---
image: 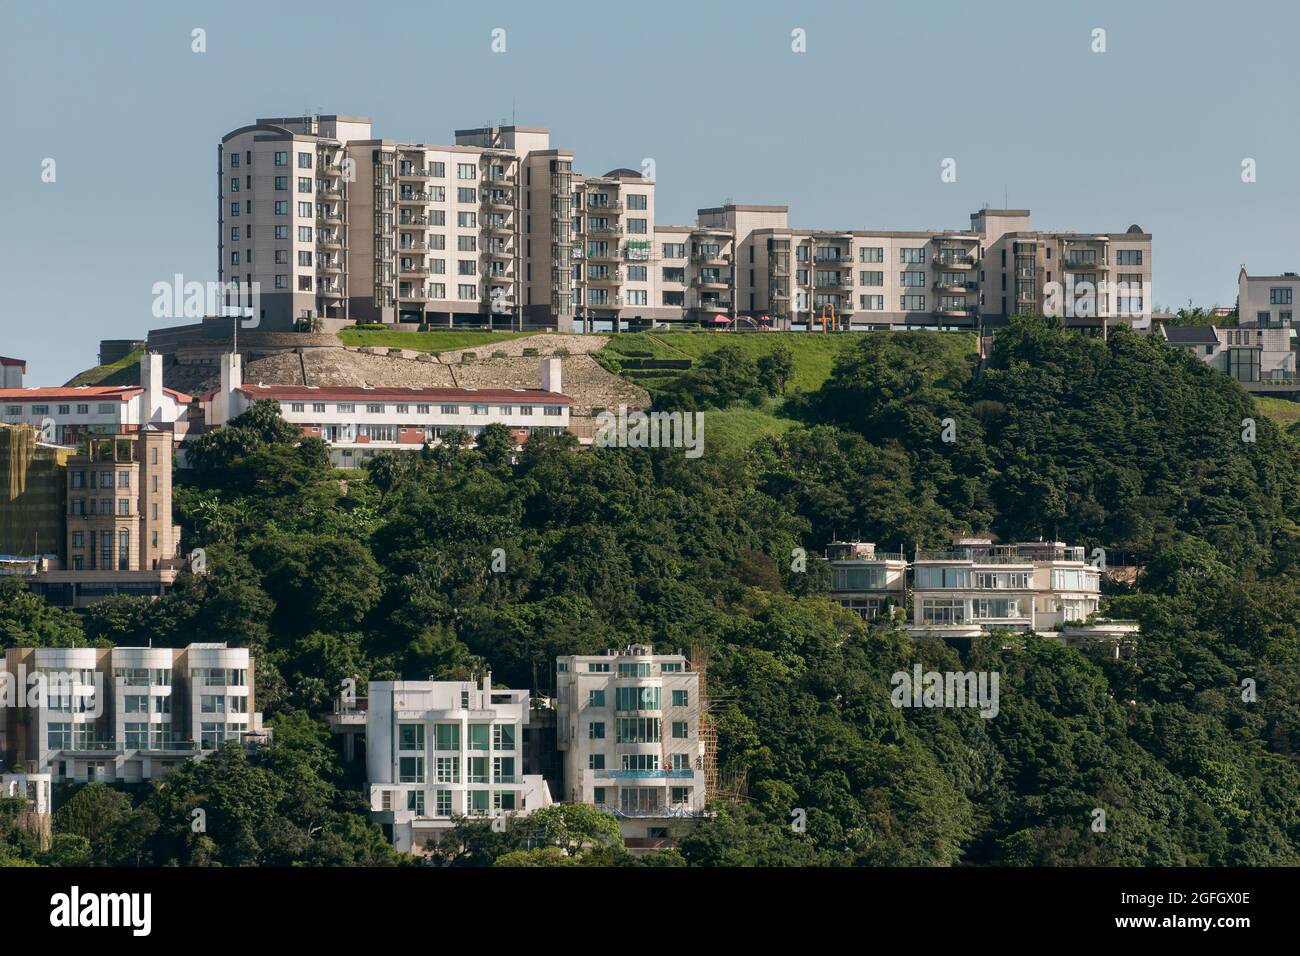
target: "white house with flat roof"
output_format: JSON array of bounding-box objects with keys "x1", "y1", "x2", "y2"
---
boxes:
[
  {"x1": 363, "y1": 676, "x2": 552, "y2": 854},
  {"x1": 824, "y1": 541, "x2": 908, "y2": 620}
]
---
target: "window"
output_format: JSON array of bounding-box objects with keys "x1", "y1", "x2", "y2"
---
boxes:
[
  {"x1": 467, "y1": 724, "x2": 490, "y2": 751},
  {"x1": 615, "y1": 717, "x2": 660, "y2": 743},
  {"x1": 588, "y1": 721, "x2": 606, "y2": 740},
  {"x1": 399, "y1": 757, "x2": 425, "y2": 783},
  {"x1": 298, "y1": 151, "x2": 312, "y2": 169},
  {"x1": 588, "y1": 689, "x2": 606, "y2": 707},
  {"x1": 900, "y1": 294, "x2": 926, "y2": 311},
  {"x1": 672, "y1": 689, "x2": 689, "y2": 707},
  {"x1": 432, "y1": 755, "x2": 460, "y2": 784},
  {"x1": 124, "y1": 695, "x2": 148, "y2": 714},
  {"x1": 588, "y1": 753, "x2": 606, "y2": 770},
  {"x1": 467, "y1": 757, "x2": 488, "y2": 784},
  {"x1": 618, "y1": 662, "x2": 651, "y2": 678},
  {"x1": 900, "y1": 247, "x2": 926, "y2": 263},
  {"x1": 860, "y1": 247, "x2": 884, "y2": 263},
  {"x1": 274, "y1": 151, "x2": 288, "y2": 166},
  {"x1": 435, "y1": 724, "x2": 460, "y2": 751},
  {"x1": 672, "y1": 721, "x2": 689, "y2": 739},
  {"x1": 588, "y1": 662, "x2": 610, "y2": 673},
  {"x1": 399, "y1": 724, "x2": 425, "y2": 751},
  {"x1": 1271, "y1": 287, "x2": 1293, "y2": 305},
  {"x1": 616, "y1": 686, "x2": 660, "y2": 710},
  {"x1": 493, "y1": 724, "x2": 515, "y2": 751},
  {"x1": 627, "y1": 194, "x2": 647, "y2": 210},
  {"x1": 1116, "y1": 249, "x2": 1143, "y2": 265},
  {"x1": 860, "y1": 294, "x2": 885, "y2": 310},
  {"x1": 493, "y1": 756, "x2": 516, "y2": 783},
  {"x1": 435, "y1": 790, "x2": 452, "y2": 816},
  {"x1": 859, "y1": 271, "x2": 883, "y2": 286},
  {"x1": 407, "y1": 790, "x2": 425, "y2": 815}
]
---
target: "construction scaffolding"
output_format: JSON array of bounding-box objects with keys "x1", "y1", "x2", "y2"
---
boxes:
[
  {"x1": 0, "y1": 424, "x2": 68, "y2": 562},
  {"x1": 689, "y1": 644, "x2": 748, "y2": 804}
]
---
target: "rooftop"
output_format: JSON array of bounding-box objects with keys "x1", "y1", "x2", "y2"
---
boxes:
[{"x1": 236, "y1": 384, "x2": 571, "y2": 404}]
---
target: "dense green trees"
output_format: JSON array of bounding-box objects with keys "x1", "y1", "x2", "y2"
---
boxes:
[{"x1": 3, "y1": 318, "x2": 1299, "y2": 866}]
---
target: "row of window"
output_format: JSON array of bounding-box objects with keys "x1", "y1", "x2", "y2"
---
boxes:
[
  {"x1": 398, "y1": 723, "x2": 515, "y2": 752},
  {"x1": 587, "y1": 718, "x2": 691, "y2": 741},
  {"x1": 587, "y1": 752, "x2": 695, "y2": 771},
  {"x1": 397, "y1": 755, "x2": 518, "y2": 785},
  {"x1": 386, "y1": 788, "x2": 517, "y2": 817},
  {"x1": 284, "y1": 401, "x2": 562, "y2": 417},
  {"x1": 584, "y1": 688, "x2": 690, "y2": 709},
  {"x1": 4, "y1": 403, "x2": 117, "y2": 416},
  {"x1": 560, "y1": 661, "x2": 686, "y2": 675}
]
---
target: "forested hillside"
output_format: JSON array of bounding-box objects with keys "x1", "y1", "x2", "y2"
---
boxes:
[{"x1": 4, "y1": 318, "x2": 1299, "y2": 867}]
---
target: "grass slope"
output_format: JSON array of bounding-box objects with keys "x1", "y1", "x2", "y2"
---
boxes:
[
  {"x1": 337, "y1": 328, "x2": 537, "y2": 353},
  {"x1": 64, "y1": 349, "x2": 144, "y2": 387}
]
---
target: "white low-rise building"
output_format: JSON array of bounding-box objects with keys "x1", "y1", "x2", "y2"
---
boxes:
[
  {"x1": 0, "y1": 353, "x2": 193, "y2": 447},
  {"x1": 824, "y1": 541, "x2": 908, "y2": 619},
  {"x1": 555, "y1": 645, "x2": 708, "y2": 851},
  {"x1": 203, "y1": 354, "x2": 572, "y2": 466},
  {"x1": 364, "y1": 676, "x2": 552, "y2": 854}
]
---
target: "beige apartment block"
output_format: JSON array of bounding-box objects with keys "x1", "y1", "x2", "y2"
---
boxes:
[{"x1": 220, "y1": 115, "x2": 1152, "y2": 334}]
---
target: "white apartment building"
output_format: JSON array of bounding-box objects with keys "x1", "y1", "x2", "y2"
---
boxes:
[
  {"x1": 202, "y1": 355, "x2": 571, "y2": 466},
  {"x1": 219, "y1": 116, "x2": 1152, "y2": 334},
  {"x1": 0, "y1": 644, "x2": 266, "y2": 784},
  {"x1": 0, "y1": 353, "x2": 193, "y2": 447},
  {"x1": 363, "y1": 677, "x2": 552, "y2": 854},
  {"x1": 1160, "y1": 323, "x2": 1296, "y2": 386},
  {"x1": 555, "y1": 645, "x2": 707, "y2": 850},
  {"x1": 824, "y1": 541, "x2": 908, "y2": 619}
]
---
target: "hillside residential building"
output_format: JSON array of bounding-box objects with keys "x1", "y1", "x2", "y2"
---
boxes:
[
  {"x1": 1237, "y1": 267, "x2": 1300, "y2": 328},
  {"x1": 826, "y1": 539, "x2": 1135, "y2": 651},
  {"x1": 218, "y1": 115, "x2": 1152, "y2": 334},
  {"x1": 1160, "y1": 323, "x2": 1296, "y2": 387},
  {"x1": 202, "y1": 354, "x2": 571, "y2": 466},
  {"x1": 555, "y1": 645, "x2": 708, "y2": 850},
  {"x1": 0, "y1": 644, "x2": 266, "y2": 784},
  {"x1": 362, "y1": 677, "x2": 552, "y2": 854},
  {"x1": 17, "y1": 426, "x2": 185, "y2": 608},
  {"x1": 0, "y1": 353, "x2": 193, "y2": 447},
  {"x1": 824, "y1": 541, "x2": 908, "y2": 619}
]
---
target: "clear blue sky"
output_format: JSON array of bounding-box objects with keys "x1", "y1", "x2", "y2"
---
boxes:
[{"x1": 3, "y1": 0, "x2": 1298, "y2": 384}]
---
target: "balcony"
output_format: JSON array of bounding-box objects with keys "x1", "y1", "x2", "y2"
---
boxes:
[
  {"x1": 317, "y1": 235, "x2": 344, "y2": 250},
  {"x1": 692, "y1": 253, "x2": 731, "y2": 266},
  {"x1": 933, "y1": 254, "x2": 976, "y2": 268},
  {"x1": 397, "y1": 288, "x2": 430, "y2": 302},
  {"x1": 318, "y1": 259, "x2": 343, "y2": 273},
  {"x1": 397, "y1": 166, "x2": 434, "y2": 180},
  {"x1": 484, "y1": 245, "x2": 514, "y2": 259},
  {"x1": 914, "y1": 550, "x2": 1033, "y2": 563},
  {"x1": 398, "y1": 214, "x2": 429, "y2": 226},
  {"x1": 484, "y1": 172, "x2": 514, "y2": 188},
  {"x1": 398, "y1": 240, "x2": 428, "y2": 253},
  {"x1": 397, "y1": 191, "x2": 432, "y2": 204},
  {"x1": 586, "y1": 249, "x2": 621, "y2": 262},
  {"x1": 588, "y1": 201, "x2": 623, "y2": 214},
  {"x1": 692, "y1": 276, "x2": 729, "y2": 289},
  {"x1": 695, "y1": 300, "x2": 732, "y2": 312},
  {"x1": 317, "y1": 211, "x2": 343, "y2": 222},
  {"x1": 483, "y1": 271, "x2": 516, "y2": 284},
  {"x1": 480, "y1": 192, "x2": 514, "y2": 211},
  {"x1": 588, "y1": 225, "x2": 623, "y2": 237},
  {"x1": 397, "y1": 265, "x2": 430, "y2": 278},
  {"x1": 1063, "y1": 257, "x2": 1109, "y2": 271},
  {"x1": 587, "y1": 271, "x2": 623, "y2": 285},
  {"x1": 594, "y1": 769, "x2": 695, "y2": 779},
  {"x1": 481, "y1": 220, "x2": 514, "y2": 236},
  {"x1": 933, "y1": 305, "x2": 975, "y2": 317},
  {"x1": 813, "y1": 254, "x2": 852, "y2": 266},
  {"x1": 933, "y1": 280, "x2": 975, "y2": 292}
]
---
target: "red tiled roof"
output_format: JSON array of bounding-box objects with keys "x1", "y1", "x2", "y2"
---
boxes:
[
  {"x1": 0, "y1": 385, "x2": 194, "y2": 403},
  {"x1": 236, "y1": 384, "x2": 571, "y2": 405}
]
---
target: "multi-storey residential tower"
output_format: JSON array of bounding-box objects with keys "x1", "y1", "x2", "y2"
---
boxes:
[
  {"x1": 555, "y1": 644, "x2": 707, "y2": 850},
  {"x1": 0, "y1": 643, "x2": 265, "y2": 783},
  {"x1": 362, "y1": 677, "x2": 552, "y2": 854}
]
